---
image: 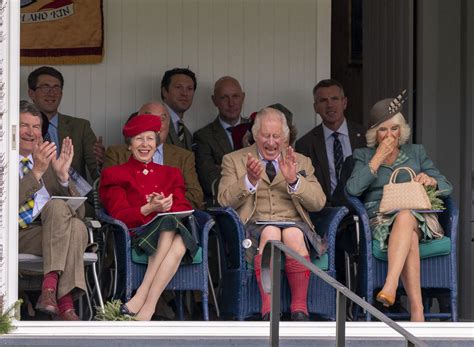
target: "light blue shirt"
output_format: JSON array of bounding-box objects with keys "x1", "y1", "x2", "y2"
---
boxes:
[
  {"x1": 165, "y1": 104, "x2": 182, "y2": 134},
  {"x1": 322, "y1": 119, "x2": 352, "y2": 193},
  {"x1": 152, "y1": 144, "x2": 164, "y2": 165},
  {"x1": 218, "y1": 116, "x2": 241, "y2": 149}
]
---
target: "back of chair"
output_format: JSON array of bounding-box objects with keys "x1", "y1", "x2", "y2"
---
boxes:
[
  {"x1": 207, "y1": 207, "x2": 246, "y2": 271},
  {"x1": 92, "y1": 178, "x2": 102, "y2": 217}
]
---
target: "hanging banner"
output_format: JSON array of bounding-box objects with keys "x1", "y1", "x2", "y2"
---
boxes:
[{"x1": 20, "y1": 0, "x2": 104, "y2": 65}]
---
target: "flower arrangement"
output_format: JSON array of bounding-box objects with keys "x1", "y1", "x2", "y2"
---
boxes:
[
  {"x1": 94, "y1": 300, "x2": 136, "y2": 321},
  {"x1": 0, "y1": 299, "x2": 22, "y2": 334},
  {"x1": 425, "y1": 186, "x2": 446, "y2": 211}
]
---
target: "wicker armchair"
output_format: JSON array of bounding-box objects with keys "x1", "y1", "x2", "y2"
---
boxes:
[
  {"x1": 207, "y1": 206, "x2": 348, "y2": 320},
  {"x1": 97, "y1": 209, "x2": 214, "y2": 320},
  {"x1": 344, "y1": 190, "x2": 458, "y2": 321}
]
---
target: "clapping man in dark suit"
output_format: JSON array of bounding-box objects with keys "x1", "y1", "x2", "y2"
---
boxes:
[
  {"x1": 295, "y1": 79, "x2": 366, "y2": 205},
  {"x1": 161, "y1": 67, "x2": 197, "y2": 151},
  {"x1": 193, "y1": 76, "x2": 248, "y2": 205}
]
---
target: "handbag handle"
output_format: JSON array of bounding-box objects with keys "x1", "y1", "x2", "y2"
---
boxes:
[{"x1": 388, "y1": 166, "x2": 417, "y2": 184}]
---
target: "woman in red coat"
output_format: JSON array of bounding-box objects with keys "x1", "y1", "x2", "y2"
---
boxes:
[{"x1": 100, "y1": 114, "x2": 196, "y2": 320}]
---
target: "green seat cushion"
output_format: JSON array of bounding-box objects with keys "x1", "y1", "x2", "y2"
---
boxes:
[
  {"x1": 372, "y1": 236, "x2": 451, "y2": 261},
  {"x1": 132, "y1": 246, "x2": 203, "y2": 265},
  {"x1": 247, "y1": 252, "x2": 328, "y2": 272}
]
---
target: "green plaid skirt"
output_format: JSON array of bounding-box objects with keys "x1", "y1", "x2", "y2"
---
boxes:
[{"x1": 132, "y1": 215, "x2": 199, "y2": 264}]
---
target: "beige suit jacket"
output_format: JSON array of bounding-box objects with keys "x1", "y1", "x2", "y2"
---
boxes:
[
  {"x1": 217, "y1": 144, "x2": 326, "y2": 230},
  {"x1": 103, "y1": 143, "x2": 204, "y2": 209}
]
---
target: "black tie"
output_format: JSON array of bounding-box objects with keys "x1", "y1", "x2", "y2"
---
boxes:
[
  {"x1": 266, "y1": 160, "x2": 276, "y2": 182},
  {"x1": 333, "y1": 132, "x2": 343, "y2": 181}
]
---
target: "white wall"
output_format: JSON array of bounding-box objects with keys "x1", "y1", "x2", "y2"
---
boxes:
[{"x1": 20, "y1": 0, "x2": 331, "y2": 147}]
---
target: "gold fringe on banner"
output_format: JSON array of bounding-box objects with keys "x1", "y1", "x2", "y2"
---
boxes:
[{"x1": 21, "y1": 54, "x2": 104, "y2": 66}]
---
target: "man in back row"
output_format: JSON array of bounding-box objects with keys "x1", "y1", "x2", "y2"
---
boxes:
[
  {"x1": 28, "y1": 66, "x2": 104, "y2": 181},
  {"x1": 161, "y1": 68, "x2": 197, "y2": 151},
  {"x1": 295, "y1": 79, "x2": 366, "y2": 205},
  {"x1": 295, "y1": 78, "x2": 366, "y2": 285},
  {"x1": 103, "y1": 102, "x2": 203, "y2": 209},
  {"x1": 193, "y1": 76, "x2": 248, "y2": 205},
  {"x1": 28, "y1": 66, "x2": 105, "y2": 217}
]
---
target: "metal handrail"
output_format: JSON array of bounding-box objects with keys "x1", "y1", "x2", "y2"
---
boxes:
[{"x1": 261, "y1": 240, "x2": 427, "y2": 347}]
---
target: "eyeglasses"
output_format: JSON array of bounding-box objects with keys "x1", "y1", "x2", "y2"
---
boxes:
[{"x1": 34, "y1": 85, "x2": 62, "y2": 94}]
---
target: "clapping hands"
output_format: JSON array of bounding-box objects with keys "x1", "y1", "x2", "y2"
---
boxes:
[
  {"x1": 246, "y1": 153, "x2": 263, "y2": 186},
  {"x1": 278, "y1": 146, "x2": 298, "y2": 184},
  {"x1": 31, "y1": 140, "x2": 57, "y2": 181},
  {"x1": 146, "y1": 192, "x2": 173, "y2": 212},
  {"x1": 51, "y1": 137, "x2": 74, "y2": 183}
]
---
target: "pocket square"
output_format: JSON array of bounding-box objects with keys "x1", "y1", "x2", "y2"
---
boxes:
[{"x1": 297, "y1": 170, "x2": 307, "y2": 177}]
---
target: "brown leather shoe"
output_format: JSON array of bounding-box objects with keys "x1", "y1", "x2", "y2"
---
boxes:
[
  {"x1": 57, "y1": 309, "x2": 80, "y2": 321},
  {"x1": 291, "y1": 311, "x2": 309, "y2": 321},
  {"x1": 35, "y1": 288, "x2": 58, "y2": 316}
]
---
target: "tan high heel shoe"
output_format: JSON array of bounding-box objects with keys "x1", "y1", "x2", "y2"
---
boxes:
[{"x1": 376, "y1": 291, "x2": 395, "y2": 307}]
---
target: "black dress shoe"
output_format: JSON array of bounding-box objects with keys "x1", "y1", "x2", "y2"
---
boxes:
[
  {"x1": 290, "y1": 311, "x2": 309, "y2": 321},
  {"x1": 120, "y1": 303, "x2": 136, "y2": 317}
]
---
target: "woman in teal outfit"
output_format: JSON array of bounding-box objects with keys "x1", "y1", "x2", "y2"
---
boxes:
[{"x1": 346, "y1": 94, "x2": 452, "y2": 321}]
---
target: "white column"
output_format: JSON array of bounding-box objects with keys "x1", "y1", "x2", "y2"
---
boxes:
[{"x1": 1, "y1": 0, "x2": 20, "y2": 310}]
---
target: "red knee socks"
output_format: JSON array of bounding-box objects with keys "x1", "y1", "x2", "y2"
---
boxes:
[
  {"x1": 254, "y1": 253, "x2": 271, "y2": 316},
  {"x1": 42, "y1": 271, "x2": 58, "y2": 292},
  {"x1": 57, "y1": 293, "x2": 74, "y2": 314},
  {"x1": 285, "y1": 256, "x2": 310, "y2": 315}
]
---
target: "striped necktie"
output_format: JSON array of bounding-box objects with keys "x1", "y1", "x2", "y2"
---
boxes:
[
  {"x1": 18, "y1": 158, "x2": 35, "y2": 229},
  {"x1": 333, "y1": 132, "x2": 343, "y2": 181},
  {"x1": 177, "y1": 120, "x2": 185, "y2": 143}
]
